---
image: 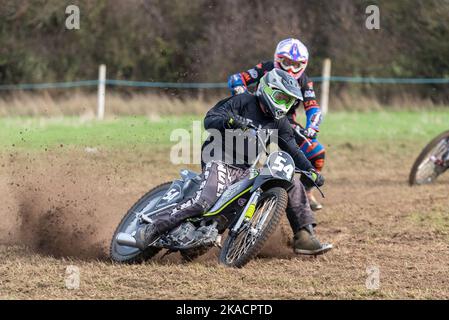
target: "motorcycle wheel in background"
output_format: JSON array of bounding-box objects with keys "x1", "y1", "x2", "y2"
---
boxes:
[
  {"x1": 409, "y1": 130, "x2": 449, "y2": 186},
  {"x1": 110, "y1": 182, "x2": 171, "y2": 263}
]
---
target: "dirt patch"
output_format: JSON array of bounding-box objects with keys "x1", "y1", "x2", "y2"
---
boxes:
[
  {"x1": 1, "y1": 150, "x2": 143, "y2": 260},
  {"x1": 15, "y1": 188, "x2": 103, "y2": 260}
]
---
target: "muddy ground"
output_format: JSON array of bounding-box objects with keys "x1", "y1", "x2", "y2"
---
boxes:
[{"x1": 0, "y1": 142, "x2": 448, "y2": 299}]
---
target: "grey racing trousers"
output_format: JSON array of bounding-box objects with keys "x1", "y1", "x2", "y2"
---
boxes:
[{"x1": 150, "y1": 160, "x2": 316, "y2": 234}]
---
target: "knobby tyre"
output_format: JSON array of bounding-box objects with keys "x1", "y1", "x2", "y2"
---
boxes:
[
  {"x1": 110, "y1": 182, "x2": 171, "y2": 263},
  {"x1": 219, "y1": 187, "x2": 288, "y2": 268}
]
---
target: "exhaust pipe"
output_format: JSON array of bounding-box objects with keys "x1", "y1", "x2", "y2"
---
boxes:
[{"x1": 116, "y1": 232, "x2": 138, "y2": 247}]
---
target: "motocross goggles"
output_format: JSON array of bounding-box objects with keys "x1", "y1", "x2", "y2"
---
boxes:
[
  {"x1": 278, "y1": 56, "x2": 307, "y2": 74},
  {"x1": 264, "y1": 85, "x2": 296, "y2": 111}
]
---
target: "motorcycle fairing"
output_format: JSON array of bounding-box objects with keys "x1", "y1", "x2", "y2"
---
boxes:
[{"x1": 203, "y1": 175, "x2": 255, "y2": 216}]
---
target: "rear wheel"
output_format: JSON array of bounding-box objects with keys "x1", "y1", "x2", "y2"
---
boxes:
[
  {"x1": 409, "y1": 131, "x2": 449, "y2": 186},
  {"x1": 110, "y1": 182, "x2": 171, "y2": 263},
  {"x1": 219, "y1": 187, "x2": 288, "y2": 268}
]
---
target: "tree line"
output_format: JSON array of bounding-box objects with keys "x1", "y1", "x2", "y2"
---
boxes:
[{"x1": 0, "y1": 0, "x2": 448, "y2": 102}]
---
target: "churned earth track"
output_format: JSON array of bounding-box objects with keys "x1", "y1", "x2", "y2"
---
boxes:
[{"x1": 1, "y1": 140, "x2": 448, "y2": 299}]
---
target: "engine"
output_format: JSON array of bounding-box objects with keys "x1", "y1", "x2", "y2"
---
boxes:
[{"x1": 164, "y1": 222, "x2": 219, "y2": 249}]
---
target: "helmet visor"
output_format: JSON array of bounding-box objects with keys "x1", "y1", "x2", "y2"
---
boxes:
[
  {"x1": 272, "y1": 90, "x2": 294, "y2": 105},
  {"x1": 269, "y1": 89, "x2": 296, "y2": 111}
]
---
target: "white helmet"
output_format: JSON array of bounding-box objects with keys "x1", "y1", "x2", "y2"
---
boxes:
[{"x1": 274, "y1": 38, "x2": 309, "y2": 80}]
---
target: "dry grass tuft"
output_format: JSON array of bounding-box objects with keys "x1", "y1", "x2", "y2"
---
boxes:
[
  {"x1": 0, "y1": 90, "x2": 446, "y2": 117},
  {"x1": 0, "y1": 92, "x2": 215, "y2": 117}
]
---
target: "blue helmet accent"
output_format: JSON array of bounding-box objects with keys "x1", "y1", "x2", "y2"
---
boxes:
[
  {"x1": 227, "y1": 74, "x2": 245, "y2": 93},
  {"x1": 290, "y1": 43, "x2": 300, "y2": 60}
]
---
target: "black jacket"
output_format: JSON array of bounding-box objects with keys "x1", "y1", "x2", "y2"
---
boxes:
[{"x1": 201, "y1": 93, "x2": 313, "y2": 170}]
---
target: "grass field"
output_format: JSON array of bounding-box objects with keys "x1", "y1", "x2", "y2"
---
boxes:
[
  {"x1": 1, "y1": 110, "x2": 449, "y2": 150},
  {"x1": 1, "y1": 109, "x2": 449, "y2": 300}
]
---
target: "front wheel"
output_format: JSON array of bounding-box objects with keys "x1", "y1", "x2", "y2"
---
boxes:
[
  {"x1": 110, "y1": 182, "x2": 171, "y2": 263},
  {"x1": 219, "y1": 187, "x2": 288, "y2": 268},
  {"x1": 409, "y1": 131, "x2": 449, "y2": 186}
]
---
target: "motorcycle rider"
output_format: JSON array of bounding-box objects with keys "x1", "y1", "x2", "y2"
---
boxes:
[
  {"x1": 228, "y1": 38, "x2": 325, "y2": 211},
  {"x1": 135, "y1": 69, "x2": 332, "y2": 256}
]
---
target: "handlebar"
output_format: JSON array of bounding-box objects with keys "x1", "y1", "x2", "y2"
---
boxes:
[
  {"x1": 295, "y1": 169, "x2": 325, "y2": 198},
  {"x1": 244, "y1": 121, "x2": 258, "y2": 131},
  {"x1": 293, "y1": 127, "x2": 312, "y2": 147}
]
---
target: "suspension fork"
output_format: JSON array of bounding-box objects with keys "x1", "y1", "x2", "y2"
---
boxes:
[{"x1": 230, "y1": 189, "x2": 262, "y2": 235}]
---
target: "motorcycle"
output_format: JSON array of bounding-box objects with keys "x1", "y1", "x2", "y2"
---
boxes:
[
  {"x1": 109, "y1": 124, "x2": 322, "y2": 268},
  {"x1": 409, "y1": 130, "x2": 449, "y2": 185}
]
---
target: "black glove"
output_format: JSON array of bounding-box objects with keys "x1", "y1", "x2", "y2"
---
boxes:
[
  {"x1": 227, "y1": 115, "x2": 253, "y2": 130},
  {"x1": 309, "y1": 169, "x2": 325, "y2": 187}
]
